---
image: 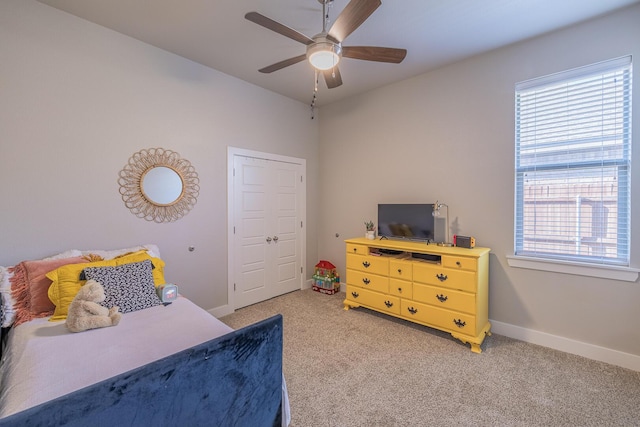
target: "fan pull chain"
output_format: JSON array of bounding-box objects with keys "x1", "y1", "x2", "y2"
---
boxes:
[
  {"x1": 310, "y1": 70, "x2": 319, "y2": 120},
  {"x1": 324, "y1": 7, "x2": 330, "y2": 31}
]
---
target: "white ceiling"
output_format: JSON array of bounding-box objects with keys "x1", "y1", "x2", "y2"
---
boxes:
[{"x1": 38, "y1": 0, "x2": 639, "y2": 107}]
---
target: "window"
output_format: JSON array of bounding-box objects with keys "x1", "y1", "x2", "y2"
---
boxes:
[{"x1": 514, "y1": 56, "x2": 632, "y2": 267}]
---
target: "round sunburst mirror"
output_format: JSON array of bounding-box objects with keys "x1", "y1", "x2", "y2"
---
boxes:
[{"x1": 118, "y1": 148, "x2": 200, "y2": 223}]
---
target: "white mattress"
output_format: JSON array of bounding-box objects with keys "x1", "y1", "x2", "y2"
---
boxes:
[{"x1": 0, "y1": 297, "x2": 290, "y2": 425}]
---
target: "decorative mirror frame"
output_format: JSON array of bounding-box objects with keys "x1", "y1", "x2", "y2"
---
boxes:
[{"x1": 118, "y1": 148, "x2": 200, "y2": 223}]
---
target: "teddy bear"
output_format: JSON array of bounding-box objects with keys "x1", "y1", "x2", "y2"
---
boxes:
[{"x1": 65, "y1": 279, "x2": 121, "y2": 333}]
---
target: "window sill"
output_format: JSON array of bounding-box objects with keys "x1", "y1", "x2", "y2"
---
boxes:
[{"x1": 506, "y1": 255, "x2": 639, "y2": 282}]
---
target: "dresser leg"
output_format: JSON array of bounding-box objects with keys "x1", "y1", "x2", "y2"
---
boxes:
[
  {"x1": 450, "y1": 334, "x2": 482, "y2": 353},
  {"x1": 451, "y1": 322, "x2": 492, "y2": 353},
  {"x1": 343, "y1": 300, "x2": 359, "y2": 311}
]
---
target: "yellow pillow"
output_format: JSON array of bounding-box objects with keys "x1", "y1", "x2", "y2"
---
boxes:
[{"x1": 46, "y1": 251, "x2": 166, "y2": 321}]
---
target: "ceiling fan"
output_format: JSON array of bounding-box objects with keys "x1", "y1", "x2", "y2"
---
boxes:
[{"x1": 245, "y1": 0, "x2": 407, "y2": 89}]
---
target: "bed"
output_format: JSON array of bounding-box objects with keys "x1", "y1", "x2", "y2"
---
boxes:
[{"x1": 0, "y1": 245, "x2": 290, "y2": 426}]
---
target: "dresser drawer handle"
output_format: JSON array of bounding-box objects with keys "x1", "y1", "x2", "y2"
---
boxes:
[
  {"x1": 453, "y1": 319, "x2": 466, "y2": 328},
  {"x1": 384, "y1": 300, "x2": 393, "y2": 308},
  {"x1": 397, "y1": 268, "x2": 402, "y2": 274},
  {"x1": 351, "y1": 291, "x2": 359, "y2": 298},
  {"x1": 363, "y1": 261, "x2": 371, "y2": 268},
  {"x1": 456, "y1": 261, "x2": 461, "y2": 267},
  {"x1": 353, "y1": 247, "x2": 358, "y2": 253},
  {"x1": 436, "y1": 294, "x2": 448, "y2": 303},
  {"x1": 436, "y1": 273, "x2": 448, "y2": 282},
  {"x1": 407, "y1": 306, "x2": 418, "y2": 315},
  {"x1": 362, "y1": 278, "x2": 370, "y2": 285},
  {"x1": 397, "y1": 287, "x2": 403, "y2": 293}
]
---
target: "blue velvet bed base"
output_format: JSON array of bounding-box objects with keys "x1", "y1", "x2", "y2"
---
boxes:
[{"x1": 0, "y1": 314, "x2": 283, "y2": 427}]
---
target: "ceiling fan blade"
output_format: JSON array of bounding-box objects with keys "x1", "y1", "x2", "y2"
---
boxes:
[
  {"x1": 258, "y1": 54, "x2": 307, "y2": 73},
  {"x1": 323, "y1": 67, "x2": 343, "y2": 89},
  {"x1": 342, "y1": 46, "x2": 407, "y2": 63},
  {"x1": 328, "y1": 0, "x2": 381, "y2": 43},
  {"x1": 245, "y1": 12, "x2": 314, "y2": 45}
]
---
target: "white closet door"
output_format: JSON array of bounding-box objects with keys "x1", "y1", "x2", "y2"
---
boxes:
[{"x1": 232, "y1": 154, "x2": 303, "y2": 309}]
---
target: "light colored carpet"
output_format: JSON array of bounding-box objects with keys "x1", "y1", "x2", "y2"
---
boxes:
[{"x1": 220, "y1": 289, "x2": 640, "y2": 427}]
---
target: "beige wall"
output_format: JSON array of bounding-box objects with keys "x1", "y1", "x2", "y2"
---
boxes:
[
  {"x1": 318, "y1": 4, "x2": 640, "y2": 364},
  {"x1": 0, "y1": 0, "x2": 320, "y2": 311}
]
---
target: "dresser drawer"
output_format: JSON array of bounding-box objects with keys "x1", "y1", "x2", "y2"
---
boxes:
[
  {"x1": 346, "y1": 243, "x2": 368, "y2": 256},
  {"x1": 389, "y1": 278, "x2": 412, "y2": 299},
  {"x1": 346, "y1": 253, "x2": 389, "y2": 275},
  {"x1": 347, "y1": 269, "x2": 389, "y2": 293},
  {"x1": 389, "y1": 259, "x2": 412, "y2": 280},
  {"x1": 413, "y1": 283, "x2": 475, "y2": 314},
  {"x1": 401, "y1": 300, "x2": 477, "y2": 336},
  {"x1": 346, "y1": 286, "x2": 400, "y2": 316},
  {"x1": 413, "y1": 263, "x2": 476, "y2": 292},
  {"x1": 442, "y1": 256, "x2": 477, "y2": 272}
]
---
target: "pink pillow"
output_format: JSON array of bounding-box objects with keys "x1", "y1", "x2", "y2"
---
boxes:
[{"x1": 9, "y1": 256, "x2": 87, "y2": 326}]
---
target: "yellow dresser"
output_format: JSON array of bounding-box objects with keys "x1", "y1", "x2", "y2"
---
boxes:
[{"x1": 344, "y1": 237, "x2": 491, "y2": 353}]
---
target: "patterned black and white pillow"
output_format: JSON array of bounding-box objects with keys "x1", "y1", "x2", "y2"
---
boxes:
[{"x1": 82, "y1": 259, "x2": 162, "y2": 314}]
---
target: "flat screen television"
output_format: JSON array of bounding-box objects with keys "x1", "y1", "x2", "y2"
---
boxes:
[{"x1": 377, "y1": 203, "x2": 435, "y2": 242}]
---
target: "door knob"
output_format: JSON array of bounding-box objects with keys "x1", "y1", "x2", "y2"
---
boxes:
[
  {"x1": 266, "y1": 237, "x2": 272, "y2": 243},
  {"x1": 273, "y1": 236, "x2": 279, "y2": 242}
]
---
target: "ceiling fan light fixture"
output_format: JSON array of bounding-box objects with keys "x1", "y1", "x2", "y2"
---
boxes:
[{"x1": 307, "y1": 41, "x2": 341, "y2": 70}]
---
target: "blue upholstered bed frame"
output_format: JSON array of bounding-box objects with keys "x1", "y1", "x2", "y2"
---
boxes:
[{"x1": 0, "y1": 314, "x2": 283, "y2": 427}]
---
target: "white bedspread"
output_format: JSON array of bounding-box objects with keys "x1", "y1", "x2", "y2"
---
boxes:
[{"x1": 0, "y1": 297, "x2": 289, "y2": 425}]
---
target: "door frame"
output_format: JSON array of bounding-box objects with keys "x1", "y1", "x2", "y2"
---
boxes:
[{"x1": 224, "y1": 146, "x2": 306, "y2": 316}]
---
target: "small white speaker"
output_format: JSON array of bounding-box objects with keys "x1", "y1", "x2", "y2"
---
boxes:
[{"x1": 156, "y1": 283, "x2": 178, "y2": 303}]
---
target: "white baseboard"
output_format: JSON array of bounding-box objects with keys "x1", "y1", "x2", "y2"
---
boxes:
[
  {"x1": 209, "y1": 283, "x2": 638, "y2": 371},
  {"x1": 210, "y1": 280, "x2": 315, "y2": 318},
  {"x1": 490, "y1": 320, "x2": 640, "y2": 371},
  {"x1": 209, "y1": 305, "x2": 232, "y2": 318},
  {"x1": 304, "y1": 279, "x2": 313, "y2": 289}
]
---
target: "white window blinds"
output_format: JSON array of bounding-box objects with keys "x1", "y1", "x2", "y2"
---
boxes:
[{"x1": 515, "y1": 56, "x2": 632, "y2": 266}]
